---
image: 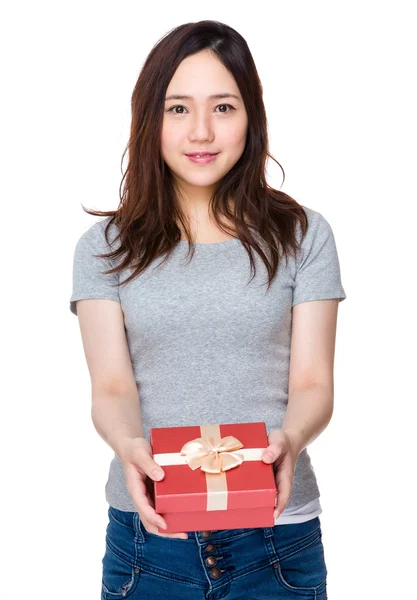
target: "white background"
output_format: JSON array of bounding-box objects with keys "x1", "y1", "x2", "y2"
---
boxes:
[{"x1": 1, "y1": 1, "x2": 415, "y2": 598}]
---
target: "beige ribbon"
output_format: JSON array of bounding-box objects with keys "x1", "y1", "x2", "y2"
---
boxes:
[{"x1": 152, "y1": 424, "x2": 265, "y2": 510}]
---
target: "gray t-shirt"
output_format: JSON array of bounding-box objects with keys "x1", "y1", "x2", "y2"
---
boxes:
[{"x1": 70, "y1": 205, "x2": 346, "y2": 517}]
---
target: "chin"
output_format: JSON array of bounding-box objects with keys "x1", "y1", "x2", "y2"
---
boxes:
[
  {"x1": 186, "y1": 176, "x2": 223, "y2": 187},
  {"x1": 176, "y1": 170, "x2": 222, "y2": 185}
]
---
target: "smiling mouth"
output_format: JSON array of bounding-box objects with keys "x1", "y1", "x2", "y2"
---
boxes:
[{"x1": 185, "y1": 152, "x2": 219, "y2": 158}]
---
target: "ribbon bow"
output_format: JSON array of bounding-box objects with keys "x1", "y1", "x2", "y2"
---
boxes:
[{"x1": 180, "y1": 435, "x2": 244, "y2": 473}]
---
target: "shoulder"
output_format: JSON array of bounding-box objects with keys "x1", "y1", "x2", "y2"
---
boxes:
[
  {"x1": 300, "y1": 204, "x2": 330, "y2": 231},
  {"x1": 292, "y1": 205, "x2": 339, "y2": 270},
  {"x1": 74, "y1": 216, "x2": 120, "y2": 251},
  {"x1": 297, "y1": 205, "x2": 334, "y2": 245}
]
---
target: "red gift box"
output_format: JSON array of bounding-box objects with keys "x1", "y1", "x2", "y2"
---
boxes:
[{"x1": 150, "y1": 421, "x2": 277, "y2": 533}]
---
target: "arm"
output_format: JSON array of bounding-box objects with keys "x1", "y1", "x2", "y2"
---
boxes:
[
  {"x1": 262, "y1": 298, "x2": 340, "y2": 517},
  {"x1": 281, "y1": 298, "x2": 339, "y2": 456},
  {"x1": 74, "y1": 297, "x2": 180, "y2": 532},
  {"x1": 75, "y1": 297, "x2": 145, "y2": 463},
  {"x1": 281, "y1": 383, "x2": 333, "y2": 458}
]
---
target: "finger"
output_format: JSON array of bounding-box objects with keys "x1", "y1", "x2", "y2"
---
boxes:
[
  {"x1": 274, "y1": 471, "x2": 293, "y2": 518},
  {"x1": 138, "y1": 455, "x2": 165, "y2": 482},
  {"x1": 155, "y1": 528, "x2": 189, "y2": 540},
  {"x1": 262, "y1": 444, "x2": 277, "y2": 462},
  {"x1": 128, "y1": 443, "x2": 166, "y2": 482},
  {"x1": 125, "y1": 464, "x2": 167, "y2": 529},
  {"x1": 141, "y1": 517, "x2": 188, "y2": 539},
  {"x1": 262, "y1": 445, "x2": 284, "y2": 465},
  {"x1": 159, "y1": 532, "x2": 189, "y2": 539}
]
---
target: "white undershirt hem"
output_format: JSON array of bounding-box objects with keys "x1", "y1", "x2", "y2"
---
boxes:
[{"x1": 273, "y1": 497, "x2": 322, "y2": 525}]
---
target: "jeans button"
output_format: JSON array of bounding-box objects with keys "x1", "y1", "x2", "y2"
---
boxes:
[
  {"x1": 200, "y1": 531, "x2": 212, "y2": 539},
  {"x1": 205, "y1": 544, "x2": 216, "y2": 552},
  {"x1": 205, "y1": 556, "x2": 217, "y2": 567},
  {"x1": 209, "y1": 567, "x2": 222, "y2": 579}
]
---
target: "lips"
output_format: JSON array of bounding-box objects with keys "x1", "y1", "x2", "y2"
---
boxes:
[{"x1": 185, "y1": 152, "x2": 219, "y2": 157}]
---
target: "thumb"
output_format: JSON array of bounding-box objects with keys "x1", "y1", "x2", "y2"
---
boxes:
[
  {"x1": 148, "y1": 459, "x2": 165, "y2": 481},
  {"x1": 262, "y1": 444, "x2": 277, "y2": 462},
  {"x1": 140, "y1": 451, "x2": 165, "y2": 481}
]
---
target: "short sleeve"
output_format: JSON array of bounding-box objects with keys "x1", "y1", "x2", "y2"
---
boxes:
[
  {"x1": 292, "y1": 211, "x2": 347, "y2": 308},
  {"x1": 69, "y1": 220, "x2": 121, "y2": 316}
]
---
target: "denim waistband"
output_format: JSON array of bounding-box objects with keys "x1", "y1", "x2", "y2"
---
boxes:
[{"x1": 108, "y1": 506, "x2": 321, "y2": 546}]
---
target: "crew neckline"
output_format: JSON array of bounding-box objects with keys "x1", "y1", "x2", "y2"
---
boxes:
[{"x1": 178, "y1": 237, "x2": 241, "y2": 247}]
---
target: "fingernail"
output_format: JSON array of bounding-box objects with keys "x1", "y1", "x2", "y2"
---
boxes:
[
  {"x1": 263, "y1": 453, "x2": 273, "y2": 461},
  {"x1": 153, "y1": 469, "x2": 164, "y2": 480}
]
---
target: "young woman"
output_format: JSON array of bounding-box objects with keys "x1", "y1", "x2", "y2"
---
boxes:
[{"x1": 70, "y1": 20, "x2": 346, "y2": 600}]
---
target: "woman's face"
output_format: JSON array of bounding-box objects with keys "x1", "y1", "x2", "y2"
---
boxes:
[{"x1": 161, "y1": 50, "x2": 248, "y2": 199}]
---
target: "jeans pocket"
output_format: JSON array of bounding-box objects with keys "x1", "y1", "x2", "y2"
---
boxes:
[
  {"x1": 272, "y1": 528, "x2": 328, "y2": 597},
  {"x1": 101, "y1": 542, "x2": 141, "y2": 599},
  {"x1": 101, "y1": 508, "x2": 143, "y2": 599}
]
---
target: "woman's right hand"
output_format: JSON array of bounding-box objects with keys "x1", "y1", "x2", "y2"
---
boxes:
[{"x1": 121, "y1": 437, "x2": 189, "y2": 539}]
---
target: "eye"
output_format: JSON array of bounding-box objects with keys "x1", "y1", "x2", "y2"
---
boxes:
[
  {"x1": 166, "y1": 103, "x2": 235, "y2": 115},
  {"x1": 166, "y1": 105, "x2": 187, "y2": 115},
  {"x1": 215, "y1": 104, "x2": 235, "y2": 114}
]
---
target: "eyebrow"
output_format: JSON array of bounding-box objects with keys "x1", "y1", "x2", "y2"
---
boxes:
[{"x1": 164, "y1": 93, "x2": 241, "y2": 102}]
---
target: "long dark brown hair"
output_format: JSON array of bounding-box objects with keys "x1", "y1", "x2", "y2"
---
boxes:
[{"x1": 82, "y1": 20, "x2": 308, "y2": 290}]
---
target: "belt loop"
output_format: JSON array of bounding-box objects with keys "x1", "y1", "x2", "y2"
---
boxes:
[{"x1": 263, "y1": 526, "x2": 274, "y2": 538}]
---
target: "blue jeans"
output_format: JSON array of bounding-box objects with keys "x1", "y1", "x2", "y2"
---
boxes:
[{"x1": 102, "y1": 506, "x2": 328, "y2": 599}]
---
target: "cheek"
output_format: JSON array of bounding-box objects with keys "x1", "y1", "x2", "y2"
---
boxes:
[
  {"x1": 223, "y1": 130, "x2": 247, "y2": 158},
  {"x1": 222, "y1": 121, "x2": 248, "y2": 152},
  {"x1": 161, "y1": 123, "x2": 180, "y2": 156}
]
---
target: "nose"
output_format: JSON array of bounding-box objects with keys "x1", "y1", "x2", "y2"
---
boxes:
[{"x1": 188, "y1": 111, "x2": 214, "y2": 143}]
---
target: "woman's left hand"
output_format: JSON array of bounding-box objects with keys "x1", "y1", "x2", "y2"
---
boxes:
[{"x1": 261, "y1": 429, "x2": 299, "y2": 519}]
